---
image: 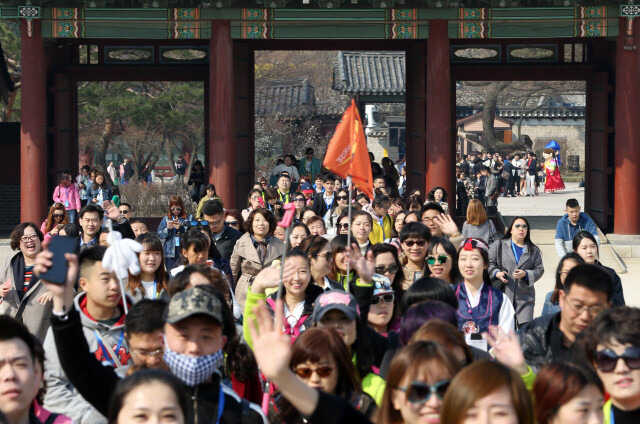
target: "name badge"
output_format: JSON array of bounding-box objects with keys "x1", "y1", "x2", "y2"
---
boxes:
[
  {"x1": 175, "y1": 236, "x2": 180, "y2": 246},
  {"x1": 64, "y1": 200, "x2": 70, "y2": 208}
]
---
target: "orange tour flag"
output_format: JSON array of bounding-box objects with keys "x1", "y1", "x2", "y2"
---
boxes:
[{"x1": 323, "y1": 99, "x2": 374, "y2": 199}]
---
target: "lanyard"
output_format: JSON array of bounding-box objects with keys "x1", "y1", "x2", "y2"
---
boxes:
[
  {"x1": 379, "y1": 217, "x2": 385, "y2": 240},
  {"x1": 511, "y1": 241, "x2": 522, "y2": 265},
  {"x1": 152, "y1": 281, "x2": 157, "y2": 300},
  {"x1": 94, "y1": 329, "x2": 125, "y2": 367},
  {"x1": 216, "y1": 386, "x2": 225, "y2": 424}
]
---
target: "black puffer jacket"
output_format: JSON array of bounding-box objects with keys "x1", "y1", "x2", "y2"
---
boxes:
[{"x1": 517, "y1": 312, "x2": 564, "y2": 372}]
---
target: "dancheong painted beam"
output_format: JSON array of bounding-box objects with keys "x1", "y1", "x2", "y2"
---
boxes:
[{"x1": 0, "y1": 5, "x2": 621, "y2": 39}]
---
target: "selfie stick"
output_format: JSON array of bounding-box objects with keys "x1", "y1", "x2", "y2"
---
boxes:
[{"x1": 276, "y1": 202, "x2": 296, "y2": 303}]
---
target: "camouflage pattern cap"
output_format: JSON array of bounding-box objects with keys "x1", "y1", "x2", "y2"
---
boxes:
[{"x1": 165, "y1": 286, "x2": 224, "y2": 327}]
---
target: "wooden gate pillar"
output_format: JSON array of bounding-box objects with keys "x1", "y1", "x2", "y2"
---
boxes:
[
  {"x1": 209, "y1": 20, "x2": 236, "y2": 208},
  {"x1": 614, "y1": 17, "x2": 640, "y2": 234},
  {"x1": 425, "y1": 20, "x2": 455, "y2": 205},
  {"x1": 20, "y1": 19, "x2": 47, "y2": 223}
]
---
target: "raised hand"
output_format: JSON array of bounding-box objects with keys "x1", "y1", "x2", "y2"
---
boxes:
[
  {"x1": 485, "y1": 325, "x2": 527, "y2": 375},
  {"x1": 249, "y1": 299, "x2": 292, "y2": 381},
  {"x1": 433, "y1": 213, "x2": 460, "y2": 237},
  {"x1": 345, "y1": 243, "x2": 375, "y2": 284},
  {"x1": 251, "y1": 261, "x2": 297, "y2": 294}
]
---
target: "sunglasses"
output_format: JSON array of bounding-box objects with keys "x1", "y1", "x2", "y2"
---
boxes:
[
  {"x1": 119, "y1": 210, "x2": 130, "y2": 215},
  {"x1": 336, "y1": 195, "x2": 348, "y2": 201},
  {"x1": 426, "y1": 254, "x2": 449, "y2": 265},
  {"x1": 375, "y1": 264, "x2": 399, "y2": 275},
  {"x1": 170, "y1": 207, "x2": 182, "y2": 211},
  {"x1": 371, "y1": 293, "x2": 394, "y2": 305},
  {"x1": 226, "y1": 221, "x2": 239, "y2": 226},
  {"x1": 397, "y1": 380, "x2": 451, "y2": 404},
  {"x1": 53, "y1": 214, "x2": 65, "y2": 219},
  {"x1": 294, "y1": 366, "x2": 334, "y2": 379},
  {"x1": 337, "y1": 223, "x2": 349, "y2": 230},
  {"x1": 404, "y1": 240, "x2": 427, "y2": 247},
  {"x1": 514, "y1": 224, "x2": 528, "y2": 229},
  {"x1": 187, "y1": 221, "x2": 209, "y2": 227},
  {"x1": 595, "y1": 347, "x2": 640, "y2": 373}
]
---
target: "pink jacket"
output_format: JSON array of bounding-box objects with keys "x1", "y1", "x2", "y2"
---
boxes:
[
  {"x1": 53, "y1": 184, "x2": 81, "y2": 211},
  {"x1": 33, "y1": 401, "x2": 73, "y2": 424}
]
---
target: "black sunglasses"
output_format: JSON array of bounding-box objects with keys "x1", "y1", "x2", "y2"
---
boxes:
[
  {"x1": 336, "y1": 195, "x2": 348, "y2": 200},
  {"x1": 337, "y1": 223, "x2": 349, "y2": 230},
  {"x1": 371, "y1": 293, "x2": 394, "y2": 305},
  {"x1": 595, "y1": 347, "x2": 640, "y2": 373},
  {"x1": 226, "y1": 221, "x2": 239, "y2": 226},
  {"x1": 404, "y1": 240, "x2": 427, "y2": 247},
  {"x1": 375, "y1": 264, "x2": 399, "y2": 275},
  {"x1": 396, "y1": 380, "x2": 451, "y2": 404},
  {"x1": 53, "y1": 214, "x2": 65, "y2": 219}
]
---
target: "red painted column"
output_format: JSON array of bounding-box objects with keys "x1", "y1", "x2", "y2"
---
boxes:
[
  {"x1": 209, "y1": 20, "x2": 236, "y2": 208},
  {"x1": 425, "y1": 20, "x2": 454, "y2": 201},
  {"x1": 614, "y1": 17, "x2": 640, "y2": 234},
  {"x1": 20, "y1": 19, "x2": 47, "y2": 224}
]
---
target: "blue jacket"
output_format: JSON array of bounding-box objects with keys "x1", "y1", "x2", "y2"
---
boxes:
[
  {"x1": 86, "y1": 186, "x2": 113, "y2": 203},
  {"x1": 157, "y1": 215, "x2": 193, "y2": 259},
  {"x1": 554, "y1": 212, "x2": 600, "y2": 257}
]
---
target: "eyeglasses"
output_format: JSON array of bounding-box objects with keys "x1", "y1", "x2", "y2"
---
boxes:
[
  {"x1": 371, "y1": 293, "x2": 394, "y2": 305},
  {"x1": 53, "y1": 214, "x2": 65, "y2": 219},
  {"x1": 293, "y1": 198, "x2": 306, "y2": 202},
  {"x1": 403, "y1": 240, "x2": 427, "y2": 247},
  {"x1": 336, "y1": 195, "x2": 348, "y2": 201},
  {"x1": 396, "y1": 380, "x2": 451, "y2": 404},
  {"x1": 427, "y1": 254, "x2": 449, "y2": 265},
  {"x1": 565, "y1": 299, "x2": 604, "y2": 317},
  {"x1": 20, "y1": 234, "x2": 38, "y2": 243},
  {"x1": 131, "y1": 348, "x2": 164, "y2": 358},
  {"x1": 375, "y1": 264, "x2": 399, "y2": 275},
  {"x1": 514, "y1": 224, "x2": 528, "y2": 229},
  {"x1": 595, "y1": 347, "x2": 640, "y2": 373},
  {"x1": 226, "y1": 221, "x2": 239, "y2": 227},
  {"x1": 250, "y1": 196, "x2": 262, "y2": 201},
  {"x1": 187, "y1": 221, "x2": 209, "y2": 227},
  {"x1": 294, "y1": 366, "x2": 334, "y2": 379},
  {"x1": 315, "y1": 252, "x2": 334, "y2": 262},
  {"x1": 170, "y1": 206, "x2": 182, "y2": 211},
  {"x1": 422, "y1": 217, "x2": 437, "y2": 223},
  {"x1": 337, "y1": 223, "x2": 349, "y2": 230},
  {"x1": 207, "y1": 220, "x2": 223, "y2": 227}
]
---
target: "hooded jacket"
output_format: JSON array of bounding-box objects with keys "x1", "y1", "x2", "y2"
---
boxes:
[
  {"x1": 554, "y1": 212, "x2": 600, "y2": 257},
  {"x1": 50, "y1": 306, "x2": 266, "y2": 424},
  {"x1": 0, "y1": 251, "x2": 50, "y2": 341},
  {"x1": 43, "y1": 292, "x2": 131, "y2": 424}
]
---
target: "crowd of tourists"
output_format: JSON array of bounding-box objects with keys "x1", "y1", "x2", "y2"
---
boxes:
[{"x1": 0, "y1": 147, "x2": 636, "y2": 424}]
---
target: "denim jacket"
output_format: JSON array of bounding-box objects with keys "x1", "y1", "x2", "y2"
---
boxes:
[{"x1": 157, "y1": 215, "x2": 192, "y2": 259}]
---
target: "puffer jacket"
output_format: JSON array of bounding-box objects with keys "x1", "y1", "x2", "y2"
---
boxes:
[
  {"x1": 43, "y1": 292, "x2": 131, "y2": 424},
  {"x1": 231, "y1": 233, "x2": 283, "y2": 309},
  {"x1": 0, "y1": 251, "x2": 51, "y2": 341}
]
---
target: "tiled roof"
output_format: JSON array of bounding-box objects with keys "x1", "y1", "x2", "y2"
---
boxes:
[
  {"x1": 255, "y1": 78, "x2": 316, "y2": 118},
  {"x1": 333, "y1": 51, "x2": 405, "y2": 96}
]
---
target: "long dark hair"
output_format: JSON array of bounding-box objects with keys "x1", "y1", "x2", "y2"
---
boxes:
[
  {"x1": 372, "y1": 243, "x2": 405, "y2": 301},
  {"x1": 328, "y1": 234, "x2": 349, "y2": 280},
  {"x1": 572, "y1": 230, "x2": 599, "y2": 254},
  {"x1": 551, "y1": 252, "x2": 585, "y2": 303},
  {"x1": 427, "y1": 236, "x2": 462, "y2": 284},
  {"x1": 504, "y1": 216, "x2": 537, "y2": 251},
  {"x1": 276, "y1": 327, "x2": 360, "y2": 422},
  {"x1": 298, "y1": 235, "x2": 330, "y2": 286}
]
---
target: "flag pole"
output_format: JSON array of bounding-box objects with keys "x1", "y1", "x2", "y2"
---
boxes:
[{"x1": 345, "y1": 175, "x2": 352, "y2": 285}]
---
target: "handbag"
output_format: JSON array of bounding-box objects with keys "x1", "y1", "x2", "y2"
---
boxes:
[
  {"x1": 490, "y1": 241, "x2": 507, "y2": 291},
  {"x1": 501, "y1": 171, "x2": 511, "y2": 180}
]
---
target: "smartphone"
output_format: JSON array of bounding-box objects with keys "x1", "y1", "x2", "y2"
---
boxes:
[{"x1": 39, "y1": 236, "x2": 79, "y2": 285}]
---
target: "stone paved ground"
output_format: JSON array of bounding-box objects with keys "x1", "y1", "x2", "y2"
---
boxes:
[
  {"x1": 2, "y1": 181, "x2": 637, "y2": 317},
  {"x1": 498, "y1": 181, "x2": 640, "y2": 316}
]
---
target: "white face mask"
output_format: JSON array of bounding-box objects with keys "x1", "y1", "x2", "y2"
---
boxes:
[{"x1": 163, "y1": 342, "x2": 224, "y2": 387}]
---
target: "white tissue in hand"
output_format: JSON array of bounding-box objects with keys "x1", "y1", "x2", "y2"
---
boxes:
[{"x1": 103, "y1": 231, "x2": 143, "y2": 280}]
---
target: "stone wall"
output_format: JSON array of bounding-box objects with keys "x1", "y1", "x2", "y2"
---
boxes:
[{"x1": 519, "y1": 120, "x2": 585, "y2": 170}]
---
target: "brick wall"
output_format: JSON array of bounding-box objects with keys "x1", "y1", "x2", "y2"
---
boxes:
[{"x1": 0, "y1": 184, "x2": 20, "y2": 231}]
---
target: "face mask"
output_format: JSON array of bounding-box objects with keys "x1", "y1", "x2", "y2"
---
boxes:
[{"x1": 163, "y1": 343, "x2": 224, "y2": 387}]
